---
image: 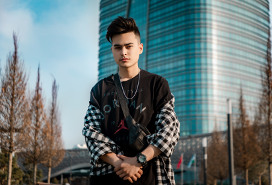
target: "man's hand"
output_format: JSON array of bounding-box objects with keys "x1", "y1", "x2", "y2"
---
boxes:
[
  {"x1": 114, "y1": 155, "x2": 143, "y2": 183},
  {"x1": 100, "y1": 153, "x2": 142, "y2": 183}
]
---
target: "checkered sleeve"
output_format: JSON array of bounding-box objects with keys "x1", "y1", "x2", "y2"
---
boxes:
[
  {"x1": 147, "y1": 96, "x2": 180, "y2": 158},
  {"x1": 82, "y1": 104, "x2": 121, "y2": 175}
]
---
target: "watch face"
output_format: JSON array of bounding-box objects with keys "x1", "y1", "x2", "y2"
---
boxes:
[{"x1": 138, "y1": 154, "x2": 146, "y2": 163}]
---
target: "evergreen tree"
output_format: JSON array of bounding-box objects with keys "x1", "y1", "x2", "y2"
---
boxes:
[
  {"x1": 0, "y1": 151, "x2": 24, "y2": 185},
  {"x1": 21, "y1": 161, "x2": 43, "y2": 185}
]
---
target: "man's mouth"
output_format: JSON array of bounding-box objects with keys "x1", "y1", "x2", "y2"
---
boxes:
[{"x1": 120, "y1": 58, "x2": 129, "y2": 61}]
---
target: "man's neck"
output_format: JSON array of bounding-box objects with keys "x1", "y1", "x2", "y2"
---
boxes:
[{"x1": 118, "y1": 66, "x2": 140, "y2": 82}]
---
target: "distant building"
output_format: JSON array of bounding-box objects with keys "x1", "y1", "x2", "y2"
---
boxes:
[
  {"x1": 98, "y1": 0, "x2": 270, "y2": 135},
  {"x1": 17, "y1": 139, "x2": 212, "y2": 184},
  {"x1": 17, "y1": 149, "x2": 90, "y2": 185},
  {"x1": 73, "y1": 143, "x2": 87, "y2": 149}
]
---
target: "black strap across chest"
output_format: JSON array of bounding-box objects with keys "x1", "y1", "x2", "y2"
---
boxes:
[{"x1": 113, "y1": 74, "x2": 137, "y2": 130}]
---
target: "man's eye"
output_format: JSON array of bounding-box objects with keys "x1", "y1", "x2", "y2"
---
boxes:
[
  {"x1": 115, "y1": 47, "x2": 121, "y2": 50},
  {"x1": 126, "y1": 46, "x2": 132, "y2": 48}
]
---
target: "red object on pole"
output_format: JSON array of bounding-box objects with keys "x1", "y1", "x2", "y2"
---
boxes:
[{"x1": 176, "y1": 154, "x2": 183, "y2": 169}]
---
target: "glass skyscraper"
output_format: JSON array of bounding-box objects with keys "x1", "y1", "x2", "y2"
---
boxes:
[{"x1": 98, "y1": 0, "x2": 270, "y2": 136}]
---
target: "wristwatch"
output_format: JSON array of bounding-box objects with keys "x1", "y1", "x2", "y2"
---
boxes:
[{"x1": 136, "y1": 153, "x2": 147, "y2": 166}]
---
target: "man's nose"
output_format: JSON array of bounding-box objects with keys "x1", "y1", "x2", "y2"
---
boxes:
[{"x1": 121, "y1": 47, "x2": 127, "y2": 56}]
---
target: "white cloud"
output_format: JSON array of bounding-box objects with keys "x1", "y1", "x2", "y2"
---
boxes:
[
  {"x1": 0, "y1": 0, "x2": 100, "y2": 149},
  {"x1": 0, "y1": 0, "x2": 34, "y2": 44}
]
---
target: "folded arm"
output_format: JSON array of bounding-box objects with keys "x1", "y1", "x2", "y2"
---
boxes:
[
  {"x1": 82, "y1": 104, "x2": 142, "y2": 182},
  {"x1": 147, "y1": 97, "x2": 180, "y2": 158},
  {"x1": 82, "y1": 104, "x2": 120, "y2": 169}
]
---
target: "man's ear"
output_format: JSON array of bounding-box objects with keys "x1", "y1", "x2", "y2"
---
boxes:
[{"x1": 139, "y1": 43, "x2": 143, "y2": 54}]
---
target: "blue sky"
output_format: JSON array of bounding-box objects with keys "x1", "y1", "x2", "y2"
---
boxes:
[{"x1": 0, "y1": 0, "x2": 100, "y2": 149}]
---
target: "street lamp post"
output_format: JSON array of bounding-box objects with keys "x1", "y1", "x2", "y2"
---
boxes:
[
  {"x1": 202, "y1": 138, "x2": 207, "y2": 185},
  {"x1": 227, "y1": 99, "x2": 235, "y2": 185}
]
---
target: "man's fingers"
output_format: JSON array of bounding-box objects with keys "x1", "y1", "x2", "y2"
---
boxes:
[
  {"x1": 135, "y1": 172, "x2": 141, "y2": 178},
  {"x1": 114, "y1": 166, "x2": 120, "y2": 172},
  {"x1": 126, "y1": 177, "x2": 133, "y2": 183},
  {"x1": 131, "y1": 175, "x2": 138, "y2": 182},
  {"x1": 115, "y1": 170, "x2": 123, "y2": 176},
  {"x1": 138, "y1": 169, "x2": 143, "y2": 175},
  {"x1": 115, "y1": 170, "x2": 121, "y2": 175},
  {"x1": 119, "y1": 173, "x2": 127, "y2": 178},
  {"x1": 116, "y1": 170, "x2": 126, "y2": 178}
]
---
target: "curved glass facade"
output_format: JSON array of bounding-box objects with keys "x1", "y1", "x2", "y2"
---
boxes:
[
  {"x1": 99, "y1": 0, "x2": 270, "y2": 136},
  {"x1": 98, "y1": 0, "x2": 128, "y2": 78}
]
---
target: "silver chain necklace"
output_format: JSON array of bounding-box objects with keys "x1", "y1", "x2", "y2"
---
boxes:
[{"x1": 118, "y1": 70, "x2": 141, "y2": 100}]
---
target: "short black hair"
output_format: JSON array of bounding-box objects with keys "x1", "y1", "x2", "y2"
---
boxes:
[{"x1": 106, "y1": 16, "x2": 141, "y2": 43}]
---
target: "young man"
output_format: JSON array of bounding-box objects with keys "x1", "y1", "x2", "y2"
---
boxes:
[{"x1": 82, "y1": 17, "x2": 180, "y2": 185}]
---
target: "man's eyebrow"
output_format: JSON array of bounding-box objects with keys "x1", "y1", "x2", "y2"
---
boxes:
[{"x1": 113, "y1": 43, "x2": 134, "y2": 47}]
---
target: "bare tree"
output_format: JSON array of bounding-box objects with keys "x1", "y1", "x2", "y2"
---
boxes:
[
  {"x1": 22, "y1": 66, "x2": 47, "y2": 185},
  {"x1": 42, "y1": 79, "x2": 65, "y2": 183},
  {"x1": 233, "y1": 88, "x2": 261, "y2": 185},
  {"x1": 255, "y1": 29, "x2": 272, "y2": 185},
  {"x1": 0, "y1": 33, "x2": 28, "y2": 185},
  {"x1": 207, "y1": 130, "x2": 228, "y2": 184}
]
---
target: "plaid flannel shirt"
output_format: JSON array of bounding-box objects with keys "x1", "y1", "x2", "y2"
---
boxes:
[{"x1": 82, "y1": 97, "x2": 180, "y2": 185}]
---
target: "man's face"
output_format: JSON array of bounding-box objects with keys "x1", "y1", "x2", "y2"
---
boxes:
[{"x1": 111, "y1": 32, "x2": 143, "y2": 70}]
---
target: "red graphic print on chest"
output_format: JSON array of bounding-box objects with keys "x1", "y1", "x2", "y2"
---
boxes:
[{"x1": 114, "y1": 119, "x2": 128, "y2": 134}]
